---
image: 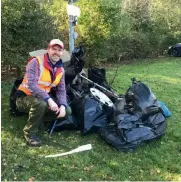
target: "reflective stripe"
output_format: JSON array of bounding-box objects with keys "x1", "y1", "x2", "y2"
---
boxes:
[
  {"x1": 36, "y1": 55, "x2": 44, "y2": 83},
  {"x1": 38, "y1": 81, "x2": 51, "y2": 86},
  {"x1": 51, "y1": 83, "x2": 56, "y2": 87}
]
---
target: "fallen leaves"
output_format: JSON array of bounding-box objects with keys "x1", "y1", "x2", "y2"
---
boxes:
[
  {"x1": 83, "y1": 166, "x2": 89, "y2": 171},
  {"x1": 83, "y1": 165, "x2": 94, "y2": 172}
]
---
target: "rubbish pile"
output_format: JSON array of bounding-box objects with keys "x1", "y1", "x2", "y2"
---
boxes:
[
  {"x1": 9, "y1": 46, "x2": 171, "y2": 152},
  {"x1": 52, "y1": 47, "x2": 170, "y2": 152}
]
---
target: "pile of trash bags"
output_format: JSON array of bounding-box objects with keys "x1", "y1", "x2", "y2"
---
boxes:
[
  {"x1": 55, "y1": 60, "x2": 171, "y2": 152},
  {"x1": 98, "y1": 79, "x2": 167, "y2": 152}
]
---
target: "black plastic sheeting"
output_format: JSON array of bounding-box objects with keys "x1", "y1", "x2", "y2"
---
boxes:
[
  {"x1": 99, "y1": 79, "x2": 166, "y2": 152},
  {"x1": 54, "y1": 79, "x2": 167, "y2": 152},
  {"x1": 55, "y1": 96, "x2": 113, "y2": 135},
  {"x1": 81, "y1": 97, "x2": 113, "y2": 135},
  {"x1": 54, "y1": 115, "x2": 79, "y2": 132}
]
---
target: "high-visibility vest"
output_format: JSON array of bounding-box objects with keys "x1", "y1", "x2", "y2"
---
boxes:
[{"x1": 18, "y1": 54, "x2": 64, "y2": 95}]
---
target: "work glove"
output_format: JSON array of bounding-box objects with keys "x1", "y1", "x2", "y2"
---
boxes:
[
  {"x1": 47, "y1": 98, "x2": 59, "y2": 111},
  {"x1": 56, "y1": 105, "x2": 66, "y2": 118}
]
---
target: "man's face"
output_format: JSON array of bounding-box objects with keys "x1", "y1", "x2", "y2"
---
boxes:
[{"x1": 47, "y1": 45, "x2": 63, "y2": 64}]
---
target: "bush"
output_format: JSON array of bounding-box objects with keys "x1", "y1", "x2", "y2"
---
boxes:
[{"x1": 1, "y1": 0, "x2": 59, "y2": 67}]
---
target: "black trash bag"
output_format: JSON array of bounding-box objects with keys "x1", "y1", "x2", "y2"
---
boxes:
[
  {"x1": 88, "y1": 68, "x2": 107, "y2": 85},
  {"x1": 64, "y1": 46, "x2": 85, "y2": 85},
  {"x1": 125, "y1": 78, "x2": 157, "y2": 112},
  {"x1": 140, "y1": 104, "x2": 162, "y2": 120},
  {"x1": 72, "y1": 95, "x2": 112, "y2": 135},
  {"x1": 54, "y1": 115, "x2": 79, "y2": 132},
  {"x1": 70, "y1": 95, "x2": 87, "y2": 130},
  {"x1": 117, "y1": 111, "x2": 165, "y2": 138},
  {"x1": 82, "y1": 98, "x2": 111, "y2": 134},
  {"x1": 98, "y1": 126, "x2": 137, "y2": 152},
  {"x1": 122, "y1": 117, "x2": 166, "y2": 144},
  {"x1": 125, "y1": 78, "x2": 163, "y2": 118},
  {"x1": 9, "y1": 77, "x2": 24, "y2": 116},
  {"x1": 117, "y1": 113, "x2": 141, "y2": 129},
  {"x1": 146, "y1": 113, "x2": 166, "y2": 136},
  {"x1": 123, "y1": 127, "x2": 156, "y2": 143},
  {"x1": 100, "y1": 79, "x2": 166, "y2": 152},
  {"x1": 99, "y1": 116, "x2": 165, "y2": 152},
  {"x1": 115, "y1": 114, "x2": 154, "y2": 145},
  {"x1": 88, "y1": 67, "x2": 113, "y2": 92},
  {"x1": 83, "y1": 97, "x2": 112, "y2": 135}
]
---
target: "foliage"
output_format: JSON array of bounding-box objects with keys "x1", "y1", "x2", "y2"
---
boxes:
[
  {"x1": 1, "y1": 0, "x2": 181, "y2": 66},
  {"x1": 44, "y1": 0, "x2": 181, "y2": 64},
  {"x1": 43, "y1": 0, "x2": 69, "y2": 49},
  {"x1": 149, "y1": 0, "x2": 181, "y2": 47},
  {"x1": 1, "y1": 0, "x2": 59, "y2": 66},
  {"x1": 1, "y1": 58, "x2": 181, "y2": 181}
]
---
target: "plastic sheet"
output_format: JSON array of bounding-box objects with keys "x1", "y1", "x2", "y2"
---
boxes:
[{"x1": 99, "y1": 79, "x2": 167, "y2": 152}]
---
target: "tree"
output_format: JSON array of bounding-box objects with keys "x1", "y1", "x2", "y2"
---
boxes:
[{"x1": 1, "y1": 0, "x2": 59, "y2": 68}]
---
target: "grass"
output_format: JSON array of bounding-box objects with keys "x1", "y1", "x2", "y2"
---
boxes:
[{"x1": 1, "y1": 57, "x2": 181, "y2": 181}]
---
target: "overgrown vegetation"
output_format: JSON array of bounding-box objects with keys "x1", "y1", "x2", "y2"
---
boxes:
[
  {"x1": 1, "y1": 0, "x2": 59, "y2": 66},
  {"x1": 1, "y1": 58, "x2": 181, "y2": 181},
  {"x1": 1, "y1": 0, "x2": 181, "y2": 66}
]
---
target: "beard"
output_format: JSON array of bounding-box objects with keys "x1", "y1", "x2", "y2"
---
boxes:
[{"x1": 50, "y1": 55, "x2": 60, "y2": 63}]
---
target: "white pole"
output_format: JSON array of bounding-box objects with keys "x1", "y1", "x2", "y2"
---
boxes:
[{"x1": 68, "y1": 0, "x2": 75, "y2": 56}]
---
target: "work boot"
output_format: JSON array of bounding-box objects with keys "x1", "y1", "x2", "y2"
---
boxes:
[{"x1": 25, "y1": 136, "x2": 42, "y2": 147}]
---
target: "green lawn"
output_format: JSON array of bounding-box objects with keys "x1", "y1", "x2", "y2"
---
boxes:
[{"x1": 1, "y1": 57, "x2": 181, "y2": 181}]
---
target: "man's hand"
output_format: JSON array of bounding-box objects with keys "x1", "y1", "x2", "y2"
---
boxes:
[
  {"x1": 47, "y1": 98, "x2": 59, "y2": 111},
  {"x1": 56, "y1": 105, "x2": 66, "y2": 118}
]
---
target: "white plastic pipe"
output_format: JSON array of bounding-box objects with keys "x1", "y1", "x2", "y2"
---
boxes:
[{"x1": 45, "y1": 144, "x2": 92, "y2": 158}]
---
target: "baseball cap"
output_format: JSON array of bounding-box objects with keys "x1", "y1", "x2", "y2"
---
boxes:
[{"x1": 49, "y1": 39, "x2": 64, "y2": 49}]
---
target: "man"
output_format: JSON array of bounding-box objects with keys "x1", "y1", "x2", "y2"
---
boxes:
[{"x1": 16, "y1": 39, "x2": 71, "y2": 146}]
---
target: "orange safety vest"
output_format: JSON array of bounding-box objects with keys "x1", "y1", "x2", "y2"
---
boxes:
[{"x1": 18, "y1": 54, "x2": 64, "y2": 95}]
